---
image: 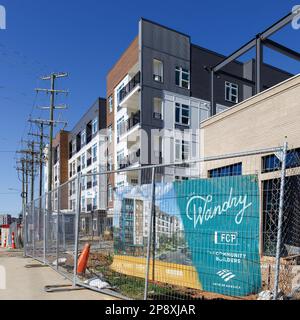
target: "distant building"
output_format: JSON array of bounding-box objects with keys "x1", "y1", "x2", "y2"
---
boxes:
[{"x1": 0, "y1": 214, "x2": 12, "y2": 226}]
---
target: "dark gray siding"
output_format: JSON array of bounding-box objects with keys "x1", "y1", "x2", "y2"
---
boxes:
[{"x1": 140, "y1": 19, "x2": 191, "y2": 163}]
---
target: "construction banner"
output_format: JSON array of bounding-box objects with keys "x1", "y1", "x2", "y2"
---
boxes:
[
  {"x1": 113, "y1": 175, "x2": 262, "y2": 297},
  {"x1": 173, "y1": 175, "x2": 262, "y2": 296}
]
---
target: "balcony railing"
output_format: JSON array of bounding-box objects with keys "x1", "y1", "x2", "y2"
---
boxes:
[
  {"x1": 118, "y1": 111, "x2": 141, "y2": 140},
  {"x1": 153, "y1": 112, "x2": 162, "y2": 120},
  {"x1": 119, "y1": 72, "x2": 140, "y2": 103},
  {"x1": 118, "y1": 149, "x2": 140, "y2": 170}
]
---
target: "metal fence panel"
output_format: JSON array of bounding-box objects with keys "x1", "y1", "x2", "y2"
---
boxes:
[{"x1": 23, "y1": 146, "x2": 300, "y2": 300}]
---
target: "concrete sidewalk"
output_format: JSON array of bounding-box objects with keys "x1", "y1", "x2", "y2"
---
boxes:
[{"x1": 0, "y1": 250, "x2": 118, "y2": 300}]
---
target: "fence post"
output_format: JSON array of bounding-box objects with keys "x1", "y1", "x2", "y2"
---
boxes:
[
  {"x1": 73, "y1": 173, "x2": 82, "y2": 287},
  {"x1": 32, "y1": 201, "x2": 36, "y2": 258},
  {"x1": 56, "y1": 189, "x2": 60, "y2": 271},
  {"x1": 43, "y1": 193, "x2": 47, "y2": 264},
  {"x1": 23, "y1": 203, "x2": 27, "y2": 257},
  {"x1": 144, "y1": 167, "x2": 156, "y2": 301},
  {"x1": 273, "y1": 141, "x2": 288, "y2": 300}
]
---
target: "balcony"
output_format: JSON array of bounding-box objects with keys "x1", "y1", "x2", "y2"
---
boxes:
[
  {"x1": 87, "y1": 181, "x2": 92, "y2": 190},
  {"x1": 119, "y1": 72, "x2": 141, "y2": 110},
  {"x1": 87, "y1": 158, "x2": 92, "y2": 167},
  {"x1": 153, "y1": 112, "x2": 162, "y2": 120},
  {"x1": 118, "y1": 149, "x2": 140, "y2": 170},
  {"x1": 118, "y1": 111, "x2": 141, "y2": 143},
  {"x1": 86, "y1": 134, "x2": 92, "y2": 144}
]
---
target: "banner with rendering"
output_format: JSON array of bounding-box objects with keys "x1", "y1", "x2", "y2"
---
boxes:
[{"x1": 113, "y1": 175, "x2": 261, "y2": 297}]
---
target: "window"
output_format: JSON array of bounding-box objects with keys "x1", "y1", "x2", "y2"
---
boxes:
[
  {"x1": 81, "y1": 130, "x2": 86, "y2": 146},
  {"x1": 71, "y1": 181, "x2": 76, "y2": 195},
  {"x1": 108, "y1": 185, "x2": 113, "y2": 202},
  {"x1": 117, "y1": 117, "x2": 125, "y2": 137},
  {"x1": 175, "y1": 176, "x2": 189, "y2": 181},
  {"x1": 92, "y1": 118, "x2": 98, "y2": 135},
  {"x1": 93, "y1": 218, "x2": 98, "y2": 232},
  {"x1": 117, "y1": 150, "x2": 125, "y2": 169},
  {"x1": 108, "y1": 126, "x2": 112, "y2": 143},
  {"x1": 175, "y1": 103, "x2": 190, "y2": 126},
  {"x1": 93, "y1": 192, "x2": 98, "y2": 210},
  {"x1": 92, "y1": 144, "x2": 97, "y2": 162},
  {"x1": 153, "y1": 98, "x2": 163, "y2": 120},
  {"x1": 262, "y1": 148, "x2": 300, "y2": 173},
  {"x1": 107, "y1": 155, "x2": 113, "y2": 171},
  {"x1": 117, "y1": 84, "x2": 125, "y2": 105},
  {"x1": 175, "y1": 140, "x2": 190, "y2": 161},
  {"x1": 81, "y1": 153, "x2": 86, "y2": 169},
  {"x1": 81, "y1": 218, "x2": 86, "y2": 230},
  {"x1": 72, "y1": 162, "x2": 76, "y2": 176},
  {"x1": 108, "y1": 96, "x2": 113, "y2": 113},
  {"x1": 81, "y1": 197, "x2": 86, "y2": 212},
  {"x1": 209, "y1": 163, "x2": 242, "y2": 178},
  {"x1": 153, "y1": 59, "x2": 163, "y2": 82},
  {"x1": 225, "y1": 82, "x2": 239, "y2": 103},
  {"x1": 92, "y1": 169, "x2": 98, "y2": 187},
  {"x1": 175, "y1": 67, "x2": 190, "y2": 89},
  {"x1": 72, "y1": 139, "x2": 76, "y2": 156}
]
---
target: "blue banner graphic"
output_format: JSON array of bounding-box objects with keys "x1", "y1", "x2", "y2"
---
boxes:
[
  {"x1": 173, "y1": 175, "x2": 261, "y2": 296},
  {"x1": 114, "y1": 175, "x2": 262, "y2": 297}
]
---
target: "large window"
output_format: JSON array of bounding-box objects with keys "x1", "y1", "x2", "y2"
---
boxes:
[
  {"x1": 92, "y1": 144, "x2": 97, "y2": 162},
  {"x1": 175, "y1": 103, "x2": 190, "y2": 126},
  {"x1": 92, "y1": 168, "x2": 98, "y2": 187},
  {"x1": 92, "y1": 118, "x2": 98, "y2": 135},
  {"x1": 153, "y1": 97, "x2": 163, "y2": 120},
  {"x1": 175, "y1": 140, "x2": 190, "y2": 162},
  {"x1": 93, "y1": 218, "x2": 98, "y2": 232},
  {"x1": 108, "y1": 96, "x2": 113, "y2": 113},
  {"x1": 153, "y1": 59, "x2": 163, "y2": 82},
  {"x1": 208, "y1": 163, "x2": 242, "y2": 178},
  {"x1": 117, "y1": 150, "x2": 125, "y2": 169},
  {"x1": 81, "y1": 197, "x2": 86, "y2": 212},
  {"x1": 81, "y1": 130, "x2": 86, "y2": 146},
  {"x1": 107, "y1": 155, "x2": 113, "y2": 171},
  {"x1": 263, "y1": 176, "x2": 300, "y2": 257},
  {"x1": 117, "y1": 117, "x2": 125, "y2": 137},
  {"x1": 108, "y1": 185, "x2": 113, "y2": 202},
  {"x1": 225, "y1": 82, "x2": 239, "y2": 103},
  {"x1": 175, "y1": 67, "x2": 190, "y2": 89},
  {"x1": 81, "y1": 153, "x2": 86, "y2": 170},
  {"x1": 262, "y1": 148, "x2": 300, "y2": 174},
  {"x1": 71, "y1": 139, "x2": 76, "y2": 156}
]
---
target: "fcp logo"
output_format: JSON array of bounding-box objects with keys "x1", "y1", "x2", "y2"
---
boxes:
[
  {"x1": 292, "y1": 5, "x2": 300, "y2": 30},
  {"x1": 0, "y1": 5, "x2": 5, "y2": 30}
]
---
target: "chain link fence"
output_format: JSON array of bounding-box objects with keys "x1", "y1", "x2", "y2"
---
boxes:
[{"x1": 24, "y1": 145, "x2": 300, "y2": 300}]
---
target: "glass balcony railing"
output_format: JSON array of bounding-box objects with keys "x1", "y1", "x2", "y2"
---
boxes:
[{"x1": 119, "y1": 72, "x2": 141, "y2": 103}]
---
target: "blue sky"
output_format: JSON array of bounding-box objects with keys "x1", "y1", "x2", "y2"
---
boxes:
[{"x1": 0, "y1": 0, "x2": 299, "y2": 216}]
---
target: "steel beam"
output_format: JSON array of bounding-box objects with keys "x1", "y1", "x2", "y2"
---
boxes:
[
  {"x1": 256, "y1": 36, "x2": 263, "y2": 94},
  {"x1": 213, "y1": 39, "x2": 256, "y2": 73},
  {"x1": 213, "y1": 11, "x2": 296, "y2": 73},
  {"x1": 263, "y1": 38, "x2": 300, "y2": 62},
  {"x1": 261, "y1": 12, "x2": 297, "y2": 40}
]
